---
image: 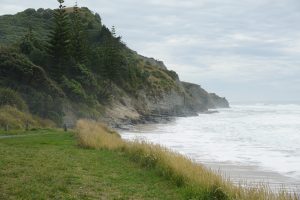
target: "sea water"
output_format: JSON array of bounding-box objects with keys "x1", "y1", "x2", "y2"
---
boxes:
[{"x1": 120, "y1": 104, "x2": 300, "y2": 191}]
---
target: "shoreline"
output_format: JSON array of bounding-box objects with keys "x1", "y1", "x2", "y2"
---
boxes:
[
  {"x1": 104, "y1": 107, "x2": 224, "y2": 130},
  {"x1": 78, "y1": 119, "x2": 299, "y2": 199},
  {"x1": 119, "y1": 115, "x2": 300, "y2": 195},
  {"x1": 122, "y1": 126, "x2": 300, "y2": 195},
  {"x1": 203, "y1": 161, "x2": 300, "y2": 194},
  {"x1": 120, "y1": 129, "x2": 300, "y2": 194}
]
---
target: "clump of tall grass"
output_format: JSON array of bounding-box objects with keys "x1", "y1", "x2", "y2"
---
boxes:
[
  {"x1": 76, "y1": 120, "x2": 298, "y2": 200},
  {"x1": 76, "y1": 120, "x2": 123, "y2": 150}
]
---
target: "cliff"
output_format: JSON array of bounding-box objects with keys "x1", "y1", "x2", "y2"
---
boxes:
[
  {"x1": 0, "y1": 7, "x2": 229, "y2": 127},
  {"x1": 182, "y1": 82, "x2": 229, "y2": 110},
  {"x1": 98, "y1": 78, "x2": 229, "y2": 127}
]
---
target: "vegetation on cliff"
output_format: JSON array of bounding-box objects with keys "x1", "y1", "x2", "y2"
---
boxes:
[{"x1": 0, "y1": 1, "x2": 229, "y2": 127}]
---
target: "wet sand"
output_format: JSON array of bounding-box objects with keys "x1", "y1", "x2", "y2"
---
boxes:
[{"x1": 202, "y1": 161, "x2": 300, "y2": 193}]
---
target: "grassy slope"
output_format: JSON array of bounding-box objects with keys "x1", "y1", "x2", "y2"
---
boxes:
[
  {"x1": 0, "y1": 106, "x2": 56, "y2": 131},
  {"x1": 0, "y1": 130, "x2": 186, "y2": 200}
]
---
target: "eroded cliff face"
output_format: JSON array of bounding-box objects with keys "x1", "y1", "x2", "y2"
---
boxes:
[
  {"x1": 181, "y1": 82, "x2": 211, "y2": 112},
  {"x1": 182, "y1": 82, "x2": 230, "y2": 110},
  {"x1": 61, "y1": 55, "x2": 229, "y2": 127},
  {"x1": 208, "y1": 93, "x2": 230, "y2": 108},
  {"x1": 100, "y1": 87, "x2": 190, "y2": 127},
  {"x1": 99, "y1": 78, "x2": 229, "y2": 127}
]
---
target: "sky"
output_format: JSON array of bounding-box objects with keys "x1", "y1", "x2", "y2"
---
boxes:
[{"x1": 1, "y1": 0, "x2": 300, "y2": 103}]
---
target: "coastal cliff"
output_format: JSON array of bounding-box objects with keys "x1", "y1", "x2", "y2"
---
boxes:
[
  {"x1": 182, "y1": 82, "x2": 229, "y2": 110},
  {"x1": 0, "y1": 7, "x2": 229, "y2": 127},
  {"x1": 96, "y1": 61, "x2": 229, "y2": 126}
]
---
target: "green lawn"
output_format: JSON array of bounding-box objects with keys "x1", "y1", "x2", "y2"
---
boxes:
[
  {"x1": 0, "y1": 130, "x2": 185, "y2": 200},
  {"x1": 0, "y1": 129, "x2": 54, "y2": 136}
]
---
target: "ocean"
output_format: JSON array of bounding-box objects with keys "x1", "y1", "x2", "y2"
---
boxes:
[{"x1": 120, "y1": 104, "x2": 300, "y2": 192}]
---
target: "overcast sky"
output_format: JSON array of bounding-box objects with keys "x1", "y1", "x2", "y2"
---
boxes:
[{"x1": 1, "y1": 0, "x2": 300, "y2": 102}]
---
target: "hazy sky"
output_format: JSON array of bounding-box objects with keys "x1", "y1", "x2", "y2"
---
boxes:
[{"x1": 1, "y1": 0, "x2": 300, "y2": 102}]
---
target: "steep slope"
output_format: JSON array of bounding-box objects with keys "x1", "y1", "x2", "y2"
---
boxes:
[
  {"x1": 0, "y1": 7, "x2": 229, "y2": 126},
  {"x1": 182, "y1": 82, "x2": 229, "y2": 110},
  {"x1": 0, "y1": 47, "x2": 65, "y2": 123}
]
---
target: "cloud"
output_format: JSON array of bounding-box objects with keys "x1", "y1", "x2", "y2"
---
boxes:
[{"x1": 0, "y1": 0, "x2": 300, "y2": 101}]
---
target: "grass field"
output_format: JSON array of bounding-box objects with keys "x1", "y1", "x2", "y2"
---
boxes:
[
  {"x1": 0, "y1": 130, "x2": 187, "y2": 200},
  {"x1": 0, "y1": 128, "x2": 54, "y2": 136}
]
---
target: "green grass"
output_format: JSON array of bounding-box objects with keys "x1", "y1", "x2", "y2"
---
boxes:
[
  {"x1": 0, "y1": 130, "x2": 186, "y2": 200},
  {"x1": 0, "y1": 128, "x2": 55, "y2": 136}
]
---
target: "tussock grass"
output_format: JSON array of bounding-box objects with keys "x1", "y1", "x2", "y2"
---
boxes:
[
  {"x1": 0, "y1": 105, "x2": 55, "y2": 130},
  {"x1": 76, "y1": 120, "x2": 123, "y2": 150},
  {"x1": 76, "y1": 120, "x2": 299, "y2": 200}
]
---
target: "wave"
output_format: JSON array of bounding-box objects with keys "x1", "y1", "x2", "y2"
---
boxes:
[{"x1": 121, "y1": 104, "x2": 300, "y2": 188}]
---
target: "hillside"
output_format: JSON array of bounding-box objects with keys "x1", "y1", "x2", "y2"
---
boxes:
[{"x1": 0, "y1": 7, "x2": 229, "y2": 127}]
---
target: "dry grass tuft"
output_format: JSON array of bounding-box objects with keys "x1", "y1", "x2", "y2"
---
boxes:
[
  {"x1": 75, "y1": 120, "x2": 299, "y2": 200},
  {"x1": 76, "y1": 120, "x2": 124, "y2": 150}
]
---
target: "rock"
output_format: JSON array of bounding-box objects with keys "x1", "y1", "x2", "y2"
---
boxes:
[{"x1": 201, "y1": 110, "x2": 219, "y2": 114}]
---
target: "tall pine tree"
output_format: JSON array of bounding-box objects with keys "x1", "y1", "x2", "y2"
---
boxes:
[
  {"x1": 19, "y1": 26, "x2": 34, "y2": 55},
  {"x1": 70, "y1": 1, "x2": 87, "y2": 65},
  {"x1": 48, "y1": 0, "x2": 71, "y2": 80},
  {"x1": 103, "y1": 26, "x2": 123, "y2": 83}
]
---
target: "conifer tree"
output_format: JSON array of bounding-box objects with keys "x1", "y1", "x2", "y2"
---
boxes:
[
  {"x1": 20, "y1": 26, "x2": 34, "y2": 55},
  {"x1": 103, "y1": 26, "x2": 123, "y2": 83},
  {"x1": 70, "y1": 1, "x2": 87, "y2": 64},
  {"x1": 48, "y1": 0, "x2": 71, "y2": 79},
  {"x1": 19, "y1": 26, "x2": 47, "y2": 66},
  {"x1": 111, "y1": 26, "x2": 116, "y2": 37}
]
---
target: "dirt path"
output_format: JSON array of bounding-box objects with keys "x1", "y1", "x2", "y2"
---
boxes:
[{"x1": 0, "y1": 134, "x2": 44, "y2": 140}]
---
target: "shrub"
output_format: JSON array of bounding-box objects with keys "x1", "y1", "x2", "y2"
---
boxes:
[
  {"x1": 0, "y1": 87, "x2": 28, "y2": 111},
  {"x1": 61, "y1": 76, "x2": 87, "y2": 102},
  {"x1": 70, "y1": 64, "x2": 97, "y2": 92},
  {"x1": 165, "y1": 70, "x2": 179, "y2": 80},
  {"x1": 0, "y1": 47, "x2": 65, "y2": 99}
]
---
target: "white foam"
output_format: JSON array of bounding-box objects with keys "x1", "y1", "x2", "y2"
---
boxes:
[{"x1": 121, "y1": 104, "x2": 300, "y2": 186}]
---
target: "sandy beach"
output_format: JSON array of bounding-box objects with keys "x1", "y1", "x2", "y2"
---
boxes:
[{"x1": 204, "y1": 161, "x2": 300, "y2": 194}]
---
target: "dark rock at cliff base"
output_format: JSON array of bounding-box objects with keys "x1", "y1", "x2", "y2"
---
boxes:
[{"x1": 201, "y1": 110, "x2": 219, "y2": 114}]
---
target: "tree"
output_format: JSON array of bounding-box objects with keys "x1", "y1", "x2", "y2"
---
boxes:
[
  {"x1": 70, "y1": 2, "x2": 88, "y2": 65},
  {"x1": 19, "y1": 27, "x2": 34, "y2": 55},
  {"x1": 111, "y1": 26, "x2": 117, "y2": 37},
  {"x1": 102, "y1": 26, "x2": 124, "y2": 83},
  {"x1": 47, "y1": 0, "x2": 71, "y2": 79},
  {"x1": 19, "y1": 27, "x2": 48, "y2": 67}
]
